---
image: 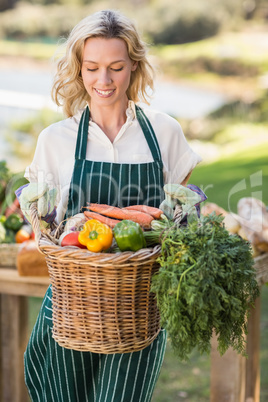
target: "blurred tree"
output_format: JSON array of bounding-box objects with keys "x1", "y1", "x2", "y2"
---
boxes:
[{"x1": 0, "y1": 0, "x2": 17, "y2": 11}]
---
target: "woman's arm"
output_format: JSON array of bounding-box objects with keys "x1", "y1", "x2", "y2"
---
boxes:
[{"x1": 181, "y1": 170, "x2": 193, "y2": 186}]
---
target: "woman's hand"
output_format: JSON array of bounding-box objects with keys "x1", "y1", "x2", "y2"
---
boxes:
[{"x1": 17, "y1": 183, "x2": 57, "y2": 224}]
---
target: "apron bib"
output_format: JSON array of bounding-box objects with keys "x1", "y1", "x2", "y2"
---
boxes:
[
  {"x1": 24, "y1": 104, "x2": 167, "y2": 402},
  {"x1": 66, "y1": 105, "x2": 164, "y2": 217}
]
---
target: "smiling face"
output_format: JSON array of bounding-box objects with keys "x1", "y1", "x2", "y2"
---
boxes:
[{"x1": 81, "y1": 37, "x2": 137, "y2": 109}]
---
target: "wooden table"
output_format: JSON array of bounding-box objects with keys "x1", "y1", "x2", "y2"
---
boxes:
[
  {"x1": 0, "y1": 254, "x2": 267, "y2": 402},
  {"x1": 0, "y1": 266, "x2": 50, "y2": 402}
]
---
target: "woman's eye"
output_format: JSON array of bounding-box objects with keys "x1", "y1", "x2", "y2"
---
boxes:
[
  {"x1": 85, "y1": 67, "x2": 123, "y2": 72},
  {"x1": 111, "y1": 67, "x2": 123, "y2": 72}
]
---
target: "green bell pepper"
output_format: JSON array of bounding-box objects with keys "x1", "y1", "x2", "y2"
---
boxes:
[
  {"x1": 113, "y1": 220, "x2": 146, "y2": 252},
  {"x1": 4, "y1": 213, "x2": 23, "y2": 232}
]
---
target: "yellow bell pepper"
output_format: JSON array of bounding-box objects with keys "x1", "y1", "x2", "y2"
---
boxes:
[{"x1": 78, "y1": 219, "x2": 113, "y2": 252}]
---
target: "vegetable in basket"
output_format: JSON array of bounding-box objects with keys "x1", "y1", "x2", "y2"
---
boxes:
[
  {"x1": 113, "y1": 219, "x2": 146, "y2": 252},
  {"x1": 64, "y1": 213, "x2": 87, "y2": 232},
  {"x1": 59, "y1": 230, "x2": 87, "y2": 249},
  {"x1": 159, "y1": 183, "x2": 203, "y2": 220},
  {"x1": 78, "y1": 219, "x2": 113, "y2": 252},
  {"x1": 150, "y1": 212, "x2": 260, "y2": 361},
  {"x1": 84, "y1": 203, "x2": 154, "y2": 228}
]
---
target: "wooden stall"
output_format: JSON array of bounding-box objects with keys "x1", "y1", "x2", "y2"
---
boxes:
[{"x1": 0, "y1": 245, "x2": 50, "y2": 402}]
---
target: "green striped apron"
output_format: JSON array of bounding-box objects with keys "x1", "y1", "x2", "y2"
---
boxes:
[{"x1": 24, "y1": 105, "x2": 167, "y2": 402}]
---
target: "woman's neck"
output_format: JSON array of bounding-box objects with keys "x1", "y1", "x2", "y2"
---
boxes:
[{"x1": 89, "y1": 99, "x2": 129, "y2": 142}]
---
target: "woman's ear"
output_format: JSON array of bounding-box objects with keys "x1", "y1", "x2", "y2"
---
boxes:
[{"x1": 131, "y1": 61, "x2": 138, "y2": 71}]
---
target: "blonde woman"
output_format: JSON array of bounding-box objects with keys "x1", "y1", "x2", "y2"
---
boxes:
[{"x1": 22, "y1": 9, "x2": 202, "y2": 401}]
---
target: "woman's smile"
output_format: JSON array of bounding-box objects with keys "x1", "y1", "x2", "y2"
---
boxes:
[{"x1": 94, "y1": 88, "x2": 116, "y2": 97}]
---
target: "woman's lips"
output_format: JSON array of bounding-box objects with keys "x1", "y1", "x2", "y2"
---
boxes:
[{"x1": 94, "y1": 88, "x2": 116, "y2": 98}]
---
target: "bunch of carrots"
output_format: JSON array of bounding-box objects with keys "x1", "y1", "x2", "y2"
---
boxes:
[{"x1": 83, "y1": 203, "x2": 164, "y2": 230}]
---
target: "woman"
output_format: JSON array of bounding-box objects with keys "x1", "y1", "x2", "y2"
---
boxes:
[{"x1": 22, "y1": 9, "x2": 202, "y2": 401}]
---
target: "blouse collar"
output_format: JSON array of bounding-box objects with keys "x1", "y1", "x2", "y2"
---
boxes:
[{"x1": 75, "y1": 100, "x2": 137, "y2": 123}]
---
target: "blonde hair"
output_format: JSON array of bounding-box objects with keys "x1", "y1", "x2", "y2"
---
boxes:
[{"x1": 51, "y1": 9, "x2": 155, "y2": 117}]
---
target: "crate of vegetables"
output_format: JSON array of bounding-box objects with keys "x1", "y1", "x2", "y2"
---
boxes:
[
  {"x1": 0, "y1": 160, "x2": 33, "y2": 267},
  {"x1": 0, "y1": 212, "x2": 26, "y2": 266}
]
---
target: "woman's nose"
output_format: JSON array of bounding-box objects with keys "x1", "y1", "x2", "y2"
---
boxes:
[{"x1": 97, "y1": 69, "x2": 112, "y2": 85}]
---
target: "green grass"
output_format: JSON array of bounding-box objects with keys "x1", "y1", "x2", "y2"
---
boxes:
[
  {"x1": 190, "y1": 142, "x2": 268, "y2": 211},
  {"x1": 154, "y1": 345, "x2": 211, "y2": 402}
]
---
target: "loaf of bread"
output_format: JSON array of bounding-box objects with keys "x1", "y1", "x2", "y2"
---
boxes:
[
  {"x1": 201, "y1": 202, "x2": 242, "y2": 234},
  {"x1": 200, "y1": 198, "x2": 268, "y2": 257},
  {"x1": 201, "y1": 202, "x2": 228, "y2": 217},
  {"x1": 223, "y1": 213, "x2": 241, "y2": 234},
  {"x1": 16, "y1": 240, "x2": 49, "y2": 276}
]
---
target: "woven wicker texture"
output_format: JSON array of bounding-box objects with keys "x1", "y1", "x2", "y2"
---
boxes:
[
  {"x1": 0, "y1": 243, "x2": 20, "y2": 267},
  {"x1": 30, "y1": 203, "x2": 161, "y2": 353}
]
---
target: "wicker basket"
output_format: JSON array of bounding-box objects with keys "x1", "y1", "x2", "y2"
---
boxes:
[
  {"x1": 0, "y1": 243, "x2": 20, "y2": 267},
  {"x1": 30, "y1": 203, "x2": 161, "y2": 354}
]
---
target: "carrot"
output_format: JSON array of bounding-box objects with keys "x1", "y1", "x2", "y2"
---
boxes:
[
  {"x1": 87, "y1": 203, "x2": 154, "y2": 228},
  {"x1": 83, "y1": 211, "x2": 121, "y2": 228},
  {"x1": 123, "y1": 205, "x2": 163, "y2": 219}
]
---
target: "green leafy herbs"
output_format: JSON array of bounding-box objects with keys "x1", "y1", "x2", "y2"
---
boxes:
[{"x1": 150, "y1": 213, "x2": 260, "y2": 361}]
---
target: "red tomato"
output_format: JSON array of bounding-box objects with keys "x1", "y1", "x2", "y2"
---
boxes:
[{"x1": 60, "y1": 231, "x2": 87, "y2": 249}]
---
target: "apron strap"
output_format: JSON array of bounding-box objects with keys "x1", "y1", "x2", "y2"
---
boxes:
[
  {"x1": 75, "y1": 106, "x2": 90, "y2": 160},
  {"x1": 75, "y1": 104, "x2": 163, "y2": 163},
  {"x1": 135, "y1": 105, "x2": 162, "y2": 162}
]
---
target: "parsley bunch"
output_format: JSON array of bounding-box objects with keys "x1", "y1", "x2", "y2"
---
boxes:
[{"x1": 151, "y1": 213, "x2": 260, "y2": 361}]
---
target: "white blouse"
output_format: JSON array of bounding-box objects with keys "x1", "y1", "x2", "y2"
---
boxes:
[{"x1": 25, "y1": 101, "x2": 202, "y2": 222}]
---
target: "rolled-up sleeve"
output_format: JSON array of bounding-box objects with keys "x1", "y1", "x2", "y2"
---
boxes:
[{"x1": 148, "y1": 109, "x2": 202, "y2": 184}]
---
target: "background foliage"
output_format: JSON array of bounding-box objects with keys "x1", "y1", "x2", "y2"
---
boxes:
[{"x1": 0, "y1": 0, "x2": 268, "y2": 44}]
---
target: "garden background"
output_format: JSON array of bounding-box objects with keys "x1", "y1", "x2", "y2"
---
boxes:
[{"x1": 0, "y1": 0, "x2": 267, "y2": 400}]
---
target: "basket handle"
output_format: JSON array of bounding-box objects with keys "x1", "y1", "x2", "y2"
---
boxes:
[
  {"x1": 29, "y1": 202, "x2": 44, "y2": 252},
  {"x1": 29, "y1": 202, "x2": 60, "y2": 254}
]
